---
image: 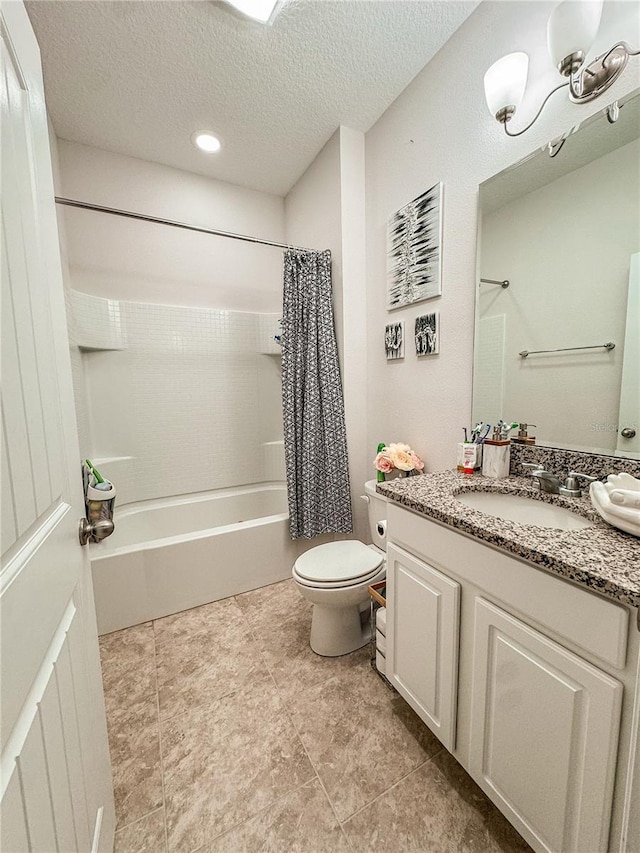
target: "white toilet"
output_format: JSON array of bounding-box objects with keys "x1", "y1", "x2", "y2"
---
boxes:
[{"x1": 292, "y1": 480, "x2": 387, "y2": 656}]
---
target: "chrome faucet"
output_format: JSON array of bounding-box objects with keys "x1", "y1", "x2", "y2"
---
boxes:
[
  {"x1": 524, "y1": 466, "x2": 563, "y2": 494},
  {"x1": 522, "y1": 464, "x2": 598, "y2": 497}
]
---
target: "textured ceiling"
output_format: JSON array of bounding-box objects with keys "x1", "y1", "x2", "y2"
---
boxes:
[{"x1": 26, "y1": 0, "x2": 478, "y2": 196}]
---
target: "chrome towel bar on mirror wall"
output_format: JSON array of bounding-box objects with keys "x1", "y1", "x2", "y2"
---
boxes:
[{"x1": 519, "y1": 341, "x2": 616, "y2": 358}]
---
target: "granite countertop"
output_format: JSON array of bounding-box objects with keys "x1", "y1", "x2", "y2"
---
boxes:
[{"x1": 377, "y1": 470, "x2": 640, "y2": 609}]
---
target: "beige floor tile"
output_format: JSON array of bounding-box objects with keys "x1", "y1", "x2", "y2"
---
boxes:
[
  {"x1": 287, "y1": 660, "x2": 442, "y2": 822},
  {"x1": 155, "y1": 602, "x2": 262, "y2": 721},
  {"x1": 107, "y1": 696, "x2": 164, "y2": 829},
  {"x1": 114, "y1": 808, "x2": 167, "y2": 853},
  {"x1": 161, "y1": 671, "x2": 315, "y2": 853},
  {"x1": 200, "y1": 779, "x2": 351, "y2": 853},
  {"x1": 343, "y1": 750, "x2": 532, "y2": 853},
  {"x1": 268, "y1": 622, "x2": 372, "y2": 704},
  {"x1": 154, "y1": 596, "x2": 244, "y2": 646},
  {"x1": 240, "y1": 581, "x2": 372, "y2": 703},
  {"x1": 101, "y1": 586, "x2": 532, "y2": 853},
  {"x1": 100, "y1": 622, "x2": 156, "y2": 716},
  {"x1": 236, "y1": 579, "x2": 308, "y2": 633}
]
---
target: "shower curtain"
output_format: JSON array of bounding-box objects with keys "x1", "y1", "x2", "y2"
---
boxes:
[{"x1": 282, "y1": 249, "x2": 353, "y2": 539}]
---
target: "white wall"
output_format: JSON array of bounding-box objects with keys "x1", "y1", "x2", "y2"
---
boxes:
[
  {"x1": 478, "y1": 138, "x2": 640, "y2": 454},
  {"x1": 364, "y1": 0, "x2": 640, "y2": 472},
  {"x1": 285, "y1": 127, "x2": 369, "y2": 540},
  {"x1": 57, "y1": 140, "x2": 285, "y2": 312},
  {"x1": 338, "y1": 128, "x2": 368, "y2": 539},
  {"x1": 49, "y1": 124, "x2": 95, "y2": 460},
  {"x1": 285, "y1": 130, "x2": 344, "y2": 342}
]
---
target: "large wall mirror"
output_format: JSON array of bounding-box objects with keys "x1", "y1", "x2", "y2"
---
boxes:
[{"x1": 473, "y1": 89, "x2": 640, "y2": 460}]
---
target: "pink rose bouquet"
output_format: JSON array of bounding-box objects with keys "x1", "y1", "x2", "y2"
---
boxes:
[{"x1": 374, "y1": 443, "x2": 424, "y2": 480}]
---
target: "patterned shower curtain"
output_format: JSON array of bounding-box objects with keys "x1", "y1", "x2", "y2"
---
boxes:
[{"x1": 281, "y1": 249, "x2": 353, "y2": 539}]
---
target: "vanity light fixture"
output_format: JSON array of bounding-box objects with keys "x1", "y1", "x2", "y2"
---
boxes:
[
  {"x1": 221, "y1": 0, "x2": 282, "y2": 25},
  {"x1": 192, "y1": 132, "x2": 221, "y2": 154},
  {"x1": 484, "y1": 0, "x2": 640, "y2": 137}
]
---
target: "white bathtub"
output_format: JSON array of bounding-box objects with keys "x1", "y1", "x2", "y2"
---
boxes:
[{"x1": 91, "y1": 483, "x2": 297, "y2": 634}]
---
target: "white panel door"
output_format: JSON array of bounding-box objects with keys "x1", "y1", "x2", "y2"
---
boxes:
[
  {"x1": 386, "y1": 543, "x2": 460, "y2": 750},
  {"x1": 0, "y1": 3, "x2": 114, "y2": 851},
  {"x1": 469, "y1": 598, "x2": 622, "y2": 853}
]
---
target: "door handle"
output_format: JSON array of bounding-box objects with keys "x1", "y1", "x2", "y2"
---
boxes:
[{"x1": 79, "y1": 518, "x2": 115, "y2": 546}]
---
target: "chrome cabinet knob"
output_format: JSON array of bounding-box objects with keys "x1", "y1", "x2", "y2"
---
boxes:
[{"x1": 620, "y1": 427, "x2": 636, "y2": 439}]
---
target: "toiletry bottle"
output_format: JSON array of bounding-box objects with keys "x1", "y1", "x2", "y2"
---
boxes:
[
  {"x1": 462, "y1": 444, "x2": 476, "y2": 475},
  {"x1": 512, "y1": 423, "x2": 537, "y2": 445},
  {"x1": 86, "y1": 480, "x2": 117, "y2": 523}
]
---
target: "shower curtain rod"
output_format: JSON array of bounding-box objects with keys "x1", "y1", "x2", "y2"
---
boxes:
[{"x1": 54, "y1": 197, "x2": 314, "y2": 252}]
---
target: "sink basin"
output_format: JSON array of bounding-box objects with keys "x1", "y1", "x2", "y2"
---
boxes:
[{"x1": 455, "y1": 491, "x2": 593, "y2": 531}]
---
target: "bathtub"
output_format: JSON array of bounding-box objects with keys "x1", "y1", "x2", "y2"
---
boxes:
[{"x1": 90, "y1": 483, "x2": 297, "y2": 634}]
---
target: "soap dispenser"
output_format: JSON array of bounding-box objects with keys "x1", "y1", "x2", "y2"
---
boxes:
[{"x1": 512, "y1": 423, "x2": 537, "y2": 445}]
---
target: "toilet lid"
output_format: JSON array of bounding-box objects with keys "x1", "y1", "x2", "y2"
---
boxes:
[{"x1": 294, "y1": 540, "x2": 384, "y2": 584}]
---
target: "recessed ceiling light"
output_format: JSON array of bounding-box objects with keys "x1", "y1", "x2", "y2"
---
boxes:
[
  {"x1": 222, "y1": 0, "x2": 282, "y2": 25},
  {"x1": 192, "y1": 132, "x2": 222, "y2": 154}
]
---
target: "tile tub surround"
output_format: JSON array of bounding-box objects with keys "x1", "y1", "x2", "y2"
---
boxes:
[
  {"x1": 101, "y1": 580, "x2": 530, "y2": 853},
  {"x1": 377, "y1": 471, "x2": 640, "y2": 608},
  {"x1": 68, "y1": 291, "x2": 285, "y2": 506}
]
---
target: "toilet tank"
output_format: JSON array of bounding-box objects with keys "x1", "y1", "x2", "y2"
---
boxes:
[{"x1": 364, "y1": 480, "x2": 387, "y2": 550}]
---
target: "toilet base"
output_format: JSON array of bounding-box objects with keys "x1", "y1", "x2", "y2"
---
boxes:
[{"x1": 310, "y1": 602, "x2": 372, "y2": 657}]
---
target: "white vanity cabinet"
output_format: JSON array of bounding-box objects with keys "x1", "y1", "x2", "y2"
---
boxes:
[
  {"x1": 470, "y1": 598, "x2": 622, "y2": 853},
  {"x1": 385, "y1": 543, "x2": 460, "y2": 751},
  {"x1": 386, "y1": 502, "x2": 639, "y2": 853}
]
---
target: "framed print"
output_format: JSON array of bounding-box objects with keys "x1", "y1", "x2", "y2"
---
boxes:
[
  {"x1": 387, "y1": 182, "x2": 443, "y2": 309},
  {"x1": 385, "y1": 321, "x2": 405, "y2": 360},
  {"x1": 415, "y1": 311, "x2": 440, "y2": 356}
]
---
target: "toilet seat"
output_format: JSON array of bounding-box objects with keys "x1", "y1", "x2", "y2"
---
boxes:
[
  {"x1": 293, "y1": 563, "x2": 384, "y2": 590},
  {"x1": 293, "y1": 540, "x2": 384, "y2": 588}
]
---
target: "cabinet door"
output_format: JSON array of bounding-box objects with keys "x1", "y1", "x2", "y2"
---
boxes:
[
  {"x1": 386, "y1": 543, "x2": 460, "y2": 750},
  {"x1": 470, "y1": 598, "x2": 623, "y2": 853}
]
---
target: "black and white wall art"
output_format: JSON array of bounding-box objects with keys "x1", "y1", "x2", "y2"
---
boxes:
[
  {"x1": 415, "y1": 311, "x2": 440, "y2": 356},
  {"x1": 387, "y1": 182, "x2": 443, "y2": 309},
  {"x1": 385, "y1": 321, "x2": 405, "y2": 360}
]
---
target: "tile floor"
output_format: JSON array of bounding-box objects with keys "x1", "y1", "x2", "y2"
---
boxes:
[{"x1": 99, "y1": 579, "x2": 532, "y2": 853}]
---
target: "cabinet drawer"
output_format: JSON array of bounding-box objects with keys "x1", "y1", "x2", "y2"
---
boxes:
[
  {"x1": 469, "y1": 598, "x2": 622, "y2": 853},
  {"x1": 386, "y1": 543, "x2": 460, "y2": 751},
  {"x1": 387, "y1": 503, "x2": 629, "y2": 669}
]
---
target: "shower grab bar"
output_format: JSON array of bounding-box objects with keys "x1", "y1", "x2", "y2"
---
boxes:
[
  {"x1": 54, "y1": 197, "x2": 315, "y2": 253},
  {"x1": 519, "y1": 342, "x2": 615, "y2": 358}
]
